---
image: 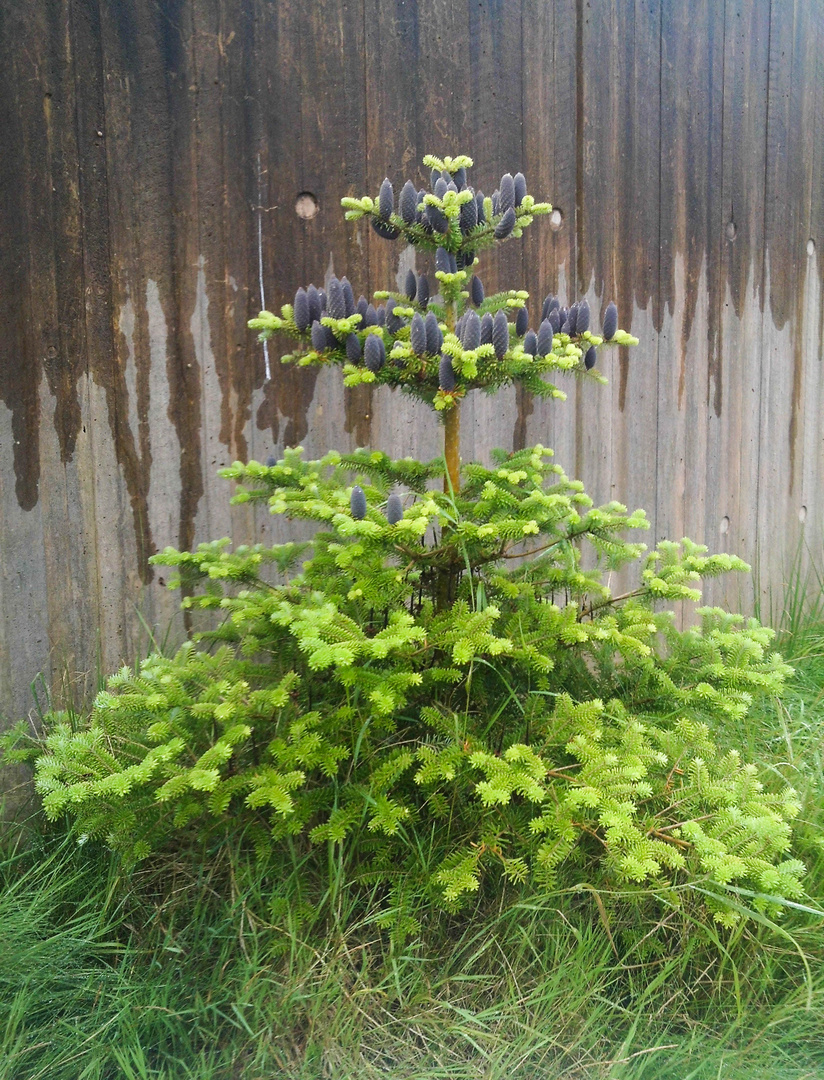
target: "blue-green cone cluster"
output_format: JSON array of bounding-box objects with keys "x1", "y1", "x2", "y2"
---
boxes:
[
  {"x1": 249, "y1": 156, "x2": 638, "y2": 408},
  {"x1": 342, "y1": 156, "x2": 549, "y2": 262}
]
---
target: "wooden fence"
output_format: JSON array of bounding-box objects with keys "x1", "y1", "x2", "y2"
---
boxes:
[{"x1": 0, "y1": 0, "x2": 822, "y2": 729}]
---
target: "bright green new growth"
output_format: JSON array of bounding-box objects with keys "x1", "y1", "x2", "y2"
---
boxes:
[{"x1": 18, "y1": 154, "x2": 805, "y2": 924}]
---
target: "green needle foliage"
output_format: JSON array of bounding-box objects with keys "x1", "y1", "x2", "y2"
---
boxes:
[{"x1": 13, "y1": 154, "x2": 806, "y2": 926}]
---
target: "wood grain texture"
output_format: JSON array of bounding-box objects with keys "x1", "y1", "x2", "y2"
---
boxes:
[{"x1": 1, "y1": 0, "x2": 823, "y2": 748}]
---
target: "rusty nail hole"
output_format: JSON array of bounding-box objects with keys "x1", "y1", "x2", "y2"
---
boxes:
[
  {"x1": 799, "y1": 505, "x2": 808, "y2": 523},
  {"x1": 720, "y1": 515, "x2": 730, "y2": 534},
  {"x1": 807, "y1": 239, "x2": 815, "y2": 257},
  {"x1": 549, "y1": 209, "x2": 563, "y2": 231},
  {"x1": 295, "y1": 193, "x2": 319, "y2": 220},
  {"x1": 725, "y1": 221, "x2": 736, "y2": 241},
  {"x1": 46, "y1": 346, "x2": 57, "y2": 358}
]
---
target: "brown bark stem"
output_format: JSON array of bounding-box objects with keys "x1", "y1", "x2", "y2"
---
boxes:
[{"x1": 443, "y1": 403, "x2": 461, "y2": 495}]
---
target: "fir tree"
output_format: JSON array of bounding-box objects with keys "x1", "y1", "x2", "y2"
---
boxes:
[{"x1": 9, "y1": 154, "x2": 805, "y2": 926}]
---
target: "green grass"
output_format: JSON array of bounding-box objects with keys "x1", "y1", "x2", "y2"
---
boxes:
[{"x1": 4, "y1": 607, "x2": 824, "y2": 1078}]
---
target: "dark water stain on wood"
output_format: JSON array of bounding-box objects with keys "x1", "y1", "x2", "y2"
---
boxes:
[
  {"x1": 71, "y1": 0, "x2": 157, "y2": 582},
  {"x1": 256, "y1": 364, "x2": 319, "y2": 449},
  {"x1": 0, "y1": 49, "x2": 41, "y2": 510}
]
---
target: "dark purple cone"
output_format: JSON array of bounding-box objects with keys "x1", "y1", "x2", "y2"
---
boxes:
[
  {"x1": 426, "y1": 203, "x2": 449, "y2": 233},
  {"x1": 379, "y1": 177, "x2": 394, "y2": 220},
  {"x1": 494, "y1": 207, "x2": 516, "y2": 239},
  {"x1": 576, "y1": 299, "x2": 591, "y2": 334},
  {"x1": 417, "y1": 274, "x2": 430, "y2": 308},
  {"x1": 346, "y1": 333, "x2": 362, "y2": 363},
  {"x1": 266, "y1": 455, "x2": 277, "y2": 467},
  {"x1": 584, "y1": 345, "x2": 597, "y2": 370},
  {"x1": 463, "y1": 250, "x2": 475, "y2": 267},
  {"x1": 341, "y1": 277, "x2": 356, "y2": 317},
  {"x1": 386, "y1": 493, "x2": 403, "y2": 524},
  {"x1": 372, "y1": 217, "x2": 400, "y2": 240},
  {"x1": 560, "y1": 315, "x2": 574, "y2": 335},
  {"x1": 492, "y1": 310, "x2": 509, "y2": 359},
  {"x1": 318, "y1": 290, "x2": 327, "y2": 311},
  {"x1": 350, "y1": 486, "x2": 367, "y2": 520},
  {"x1": 470, "y1": 275, "x2": 485, "y2": 307},
  {"x1": 462, "y1": 309, "x2": 481, "y2": 351},
  {"x1": 536, "y1": 319, "x2": 554, "y2": 356},
  {"x1": 325, "y1": 325, "x2": 338, "y2": 349},
  {"x1": 390, "y1": 295, "x2": 406, "y2": 332},
  {"x1": 435, "y1": 247, "x2": 451, "y2": 275},
  {"x1": 376, "y1": 305, "x2": 386, "y2": 326},
  {"x1": 567, "y1": 302, "x2": 579, "y2": 335},
  {"x1": 475, "y1": 190, "x2": 486, "y2": 224},
  {"x1": 491, "y1": 191, "x2": 500, "y2": 216},
  {"x1": 293, "y1": 288, "x2": 310, "y2": 331},
  {"x1": 460, "y1": 196, "x2": 478, "y2": 234},
  {"x1": 448, "y1": 252, "x2": 458, "y2": 274},
  {"x1": 523, "y1": 329, "x2": 538, "y2": 356},
  {"x1": 548, "y1": 308, "x2": 561, "y2": 334},
  {"x1": 405, "y1": 269, "x2": 417, "y2": 300},
  {"x1": 480, "y1": 312, "x2": 494, "y2": 344},
  {"x1": 357, "y1": 295, "x2": 369, "y2": 320},
  {"x1": 515, "y1": 306, "x2": 529, "y2": 336},
  {"x1": 557, "y1": 306, "x2": 568, "y2": 326},
  {"x1": 410, "y1": 312, "x2": 427, "y2": 355},
  {"x1": 364, "y1": 303, "x2": 378, "y2": 327},
  {"x1": 399, "y1": 180, "x2": 417, "y2": 224},
  {"x1": 311, "y1": 320, "x2": 327, "y2": 352},
  {"x1": 430, "y1": 167, "x2": 440, "y2": 189},
  {"x1": 327, "y1": 277, "x2": 346, "y2": 320},
  {"x1": 499, "y1": 173, "x2": 515, "y2": 214},
  {"x1": 439, "y1": 354, "x2": 456, "y2": 391},
  {"x1": 541, "y1": 295, "x2": 553, "y2": 321},
  {"x1": 364, "y1": 335, "x2": 386, "y2": 372},
  {"x1": 455, "y1": 315, "x2": 465, "y2": 340},
  {"x1": 425, "y1": 312, "x2": 442, "y2": 354},
  {"x1": 453, "y1": 166, "x2": 467, "y2": 190},
  {"x1": 514, "y1": 172, "x2": 527, "y2": 207},
  {"x1": 307, "y1": 284, "x2": 321, "y2": 323},
  {"x1": 455, "y1": 251, "x2": 468, "y2": 271},
  {"x1": 602, "y1": 301, "x2": 618, "y2": 341},
  {"x1": 434, "y1": 177, "x2": 448, "y2": 198},
  {"x1": 446, "y1": 181, "x2": 458, "y2": 194}
]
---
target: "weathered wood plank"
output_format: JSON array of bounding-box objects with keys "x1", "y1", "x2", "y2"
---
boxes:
[
  {"x1": 711, "y1": 0, "x2": 771, "y2": 612},
  {"x1": 362, "y1": 0, "x2": 433, "y2": 468},
  {"x1": 464, "y1": 0, "x2": 525, "y2": 465},
  {"x1": 1, "y1": 0, "x2": 103, "y2": 716},
  {"x1": 1, "y1": 0, "x2": 823, "y2": 754},
  {"x1": 656, "y1": 0, "x2": 726, "y2": 612},
  {"x1": 757, "y1": 0, "x2": 821, "y2": 619},
  {"x1": 521, "y1": 0, "x2": 579, "y2": 479}
]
